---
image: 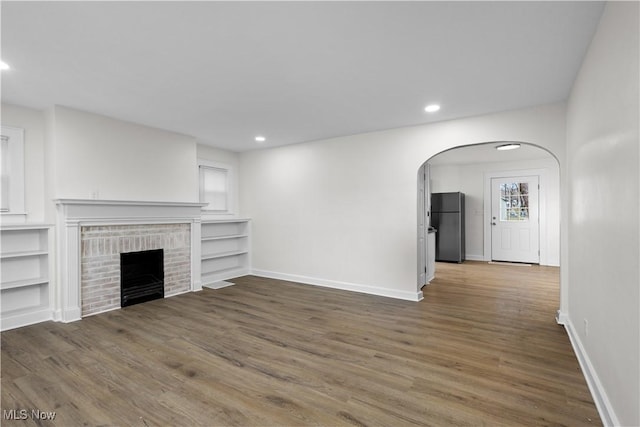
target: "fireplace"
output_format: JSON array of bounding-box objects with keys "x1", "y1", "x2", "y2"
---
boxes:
[
  {"x1": 54, "y1": 199, "x2": 205, "y2": 323},
  {"x1": 121, "y1": 249, "x2": 164, "y2": 307}
]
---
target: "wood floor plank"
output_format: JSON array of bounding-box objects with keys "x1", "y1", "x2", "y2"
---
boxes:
[{"x1": 1, "y1": 262, "x2": 601, "y2": 426}]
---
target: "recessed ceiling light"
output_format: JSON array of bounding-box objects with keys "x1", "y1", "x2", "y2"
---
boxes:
[
  {"x1": 496, "y1": 143, "x2": 521, "y2": 151},
  {"x1": 255, "y1": 136, "x2": 266, "y2": 143},
  {"x1": 0, "y1": 61, "x2": 10, "y2": 71},
  {"x1": 424, "y1": 104, "x2": 440, "y2": 113}
]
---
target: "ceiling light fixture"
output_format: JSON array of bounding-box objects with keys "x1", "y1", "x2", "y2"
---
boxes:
[
  {"x1": 0, "y1": 61, "x2": 10, "y2": 71},
  {"x1": 424, "y1": 104, "x2": 440, "y2": 113},
  {"x1": 496, "y1": 143, "x2": 521, "y2": 151},
  {"x1": 255, "y1": 136, "x2": 266, "y2": 143}
]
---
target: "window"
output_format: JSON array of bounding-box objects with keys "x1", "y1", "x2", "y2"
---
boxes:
[
  {"x1": 199, "y1": 166, "x2": 228, "y2": 211},
  {"x1": 0, "y1": 126, "x2": 25, "y2": 216},
  {"x1": 499, "y1": 182, "x2": 529, "y2": 221},
  {"x1": 198, "y1": 160, "x2": 234, "y2": 214}
]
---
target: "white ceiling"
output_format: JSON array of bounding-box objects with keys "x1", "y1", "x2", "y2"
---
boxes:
[{"x1": 1, "y1": 1, "x2": 604, "y2": 152}]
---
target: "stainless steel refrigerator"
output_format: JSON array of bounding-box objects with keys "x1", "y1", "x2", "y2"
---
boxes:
[{"x1": 430, "y1": 192, "x2": 465, "y2": 263}]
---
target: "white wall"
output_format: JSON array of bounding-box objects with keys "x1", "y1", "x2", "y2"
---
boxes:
[
  {"x1": 197, "y1": 143, "x2": 240, "y2": 167},
  {"x1": 0, "y1": 103, "x2": 243, "y2": 228},
  {"x1": 48, "y1": 106, "x2": 198, "y2": 207},
  {"x1": 1, "y1": 103, "x2": 46, "y2": 222},
  {"x1": 565, "y1": 2, "x2": 639, "y2": 426},
  {"x1": 430, "y1": 156, "x2": 560, "y2": 265},
  {"x1": 240, "y1": 103, "x2": 566, "y2": 300}
]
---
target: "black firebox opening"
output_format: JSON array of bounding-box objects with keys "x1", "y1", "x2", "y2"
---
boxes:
[{"x1": 120, "y1": 249, "x2": 164, "y2": 308}]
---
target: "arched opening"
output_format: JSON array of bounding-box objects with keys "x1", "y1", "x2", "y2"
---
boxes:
[{"x1": 417, "y1": 141, "x2": 562, "y2": 316}]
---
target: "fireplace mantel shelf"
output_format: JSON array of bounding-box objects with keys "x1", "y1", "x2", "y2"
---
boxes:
[
  {"x1": 55, "y1": 199, "x2": 207, "y2": 208},
  {"x1": 55, "y1": 199, "x2": 207, "y2": 225}
]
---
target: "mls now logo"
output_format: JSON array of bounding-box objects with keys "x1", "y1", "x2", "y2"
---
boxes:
[{"x1": 3, "y1": 409, "x2": 56, "y2": 421}]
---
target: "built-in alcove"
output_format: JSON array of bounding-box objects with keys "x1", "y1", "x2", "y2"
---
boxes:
[{"x1": 120, "y1": 249, "x2": 164, "y2": 307}]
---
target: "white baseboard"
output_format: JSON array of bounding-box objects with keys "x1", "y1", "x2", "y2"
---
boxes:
[
  {"x1": 61, "y1": 307, "x2": 82, "y2": 323},
  {"x1": 465, "y1": 253, "x2": 560, "y2": 266},
  {"x1": 563, "y1": 318, "x2": 619, "y2": 426},
  {"x1": 488, "y1": 261, "x2": 532, "y2": 267},
  {"x1": 555, "y1": 310, "x2": 569, "y2": 325},
  {"x1": 251, "y1": 269, "x2": 423, "y2": 302}
]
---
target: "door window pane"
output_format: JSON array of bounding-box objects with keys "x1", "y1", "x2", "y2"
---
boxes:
[{"x1": 500, "y1": 181, "x2": 530, "y2": 221}]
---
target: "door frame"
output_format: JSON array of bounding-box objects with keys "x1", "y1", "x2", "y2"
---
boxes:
[
  {"x1": 417, "y1": 164, "x2": 427, "y2": 290},
  {"x1": 483, "y1": 168, "x2": 550, "y2": 265}
]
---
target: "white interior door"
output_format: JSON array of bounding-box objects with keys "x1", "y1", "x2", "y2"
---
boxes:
[{"x1": 491, "y1": 176, "x2": 539, "y2": 263}]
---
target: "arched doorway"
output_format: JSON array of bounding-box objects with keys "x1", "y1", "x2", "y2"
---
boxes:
[{"x1": 417, "y1": 141, "x2": 561, "y2": 314}]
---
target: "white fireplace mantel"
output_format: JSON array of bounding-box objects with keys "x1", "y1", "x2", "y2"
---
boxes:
[{"x1": 54, "y1": 199, "x2": 207, "y2": 322}]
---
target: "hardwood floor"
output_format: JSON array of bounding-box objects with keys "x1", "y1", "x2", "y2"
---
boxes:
[{"x1": 1, "y1": 262, "x2": 600, "y2": 426}]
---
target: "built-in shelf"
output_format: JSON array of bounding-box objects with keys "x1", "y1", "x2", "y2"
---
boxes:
[
  {"x1": 1, "y1": 277, "x2": 49, "y2": 291},
  {"x1": 1, "y1": 225, "x2": 53, "y2": 331},
  {"x1": 201, "y1": 234, "x2": 248, "y2": 241},
  {"x1": 201, "y1": 219, "x2": 250, "y2": 287},
  {"x1": 1, "y1": 249, "x2": 49, "y2": 259},
  {"x1": 202, "y1": 250, "x2": 249, "y2": 260},
  {"x1": 0, "y1": 224, "x2": 53, "y2": 230}
]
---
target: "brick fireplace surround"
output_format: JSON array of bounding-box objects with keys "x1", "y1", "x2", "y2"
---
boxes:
[
  {"x1": 55, "y1": 199, "x2": 205, "y2": 322},
  {"x1": 81, "y1": 223, "x2": 190, "y2": 316}
]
